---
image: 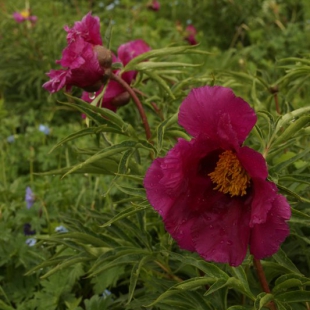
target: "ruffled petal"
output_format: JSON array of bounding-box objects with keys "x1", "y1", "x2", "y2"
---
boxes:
[
  {"x1": 43, "y1": 69, "x2": 71, "y2": 93},
  {"x1": 65, "y1": 12, "x2": 102, "y2": 45},
  {"x1": 192, "y1": 199, "x2": 251, "y2": 266},
  {"x1": 179, "y1": 86, "x2": 257, "y2": 143},
  {"x1": 250, "y1": 195, "x2": 291, "y2": 259}
]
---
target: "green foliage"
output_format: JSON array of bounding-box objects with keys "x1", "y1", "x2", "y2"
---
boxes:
[{"x1": 1, "y1": 0, "x2": 310, "y2": 309}]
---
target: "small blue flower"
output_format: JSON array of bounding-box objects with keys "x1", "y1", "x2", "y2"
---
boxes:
[
  {"x1": 106, "y1": 3, "x2": 115, "y2": 10},
  {"x1": 38, "y1": 124, "x2": 50, "y2": 135},
  {"x1": 25, "y1": 187, "x2": 35, "y2": 209},
  {"x1": 101, "y1": 289, "x2": 112, "y2": 299},
  {"x1": 26, "y1": 238, "x2": 36, "y2": 247},
  {"x1": 55, "y1": 225, "x2": 69, "y2": 233},
  {"x1": 7, "y1": 135, "x2": 15, "y2": 143}
]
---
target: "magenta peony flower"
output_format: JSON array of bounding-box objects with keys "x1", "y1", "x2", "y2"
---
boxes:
[
  {"x1": 13, "y1": 10, "x2": 37, "y2": 23},
  {"x1": 147, "y1": 0, "x2": 160, "y2": 11},
  {"x1": 185, "y1": 24, "x2": 197, "y2": 45},
  {"x1": 144, "y1": 86, "x2": 291, "y2": 266},
  {"x1": 43, "y1": 13, "x2": 111, "y2": 93},
  {"x1": 81, "y1": 39, "x2": 151, "y2": 110}
]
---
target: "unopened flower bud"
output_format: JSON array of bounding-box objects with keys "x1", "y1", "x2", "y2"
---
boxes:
[
  {"x1": 111, "y1": 91, "x2": 131, "y2": 107},
  {"x1": 94, "y1": 45, "x2": 112, "y2": 69}
]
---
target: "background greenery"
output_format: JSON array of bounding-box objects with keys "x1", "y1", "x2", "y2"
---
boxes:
[{"x1": 0, "y1": 0, "x2": 310, "y2": 309}]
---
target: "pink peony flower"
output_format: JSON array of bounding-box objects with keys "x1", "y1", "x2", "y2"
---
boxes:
[
  {"x1": 43, "y1": 13, "x2": 111, "y2": 93},
  {"x1": 81, "y1": 39, "x2": 151, "y2": 110},
  {"x1": 13, "y1": 10, "x2": 37, "y2": 23},
  {"x1": 185, "y1": 24, "x2": 197, "y2": 45},
  {"x1": 144, "y1": 86, "x2": 291, "y2": 266},
  {"x1": 147, "y1": 0, "x2": 160, "y2": 11}
]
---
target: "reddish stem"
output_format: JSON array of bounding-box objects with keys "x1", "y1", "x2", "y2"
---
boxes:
[
  {"x1": 133, "y1": 88, "x2": 164, "y2": 120},
  {"x1": 253, "y1": 258, "x2": 277, "y2": 310},
  {"x1": 111, "y1": 73, "x2": 152, "y2": 141}
]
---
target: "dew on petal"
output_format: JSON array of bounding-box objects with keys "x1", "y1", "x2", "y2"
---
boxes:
[{"x1": 89, "y1": 92, "x2": 96, "y2": 100}]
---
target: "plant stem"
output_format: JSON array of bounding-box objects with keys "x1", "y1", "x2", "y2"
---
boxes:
[
  {"x1": 253, "y1": 258, "x2": 277, "y2": 310},
  {"x1": 110, "y1": 73, "x2": 152, "y2": 141},
  {"x1": 273, "y1": 92, "x2": 281, "y2": 115}
]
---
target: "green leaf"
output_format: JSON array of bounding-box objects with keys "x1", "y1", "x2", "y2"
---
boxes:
[
  {"x1": 273, "y1": 279, "x2": 303, "y2": 294},
  {"x1": 61, "y1": 141, "x2": 138, "y2": 178},
  {"x1": 272, "y1": 248, "x2": 302, "y2": 275},
  {"x1": 227, "y1": 307, "x2": 252, "y2": 310},
  {"x1": 49, "y1": 126, "x2": 124, "y2": 153},
  {"x1": 272, "y1": 115, "x2": 310, "y2": 146},
  {"x1": 229, "y1": 266, "x2": 255, "y2": 300},
  {"x1": 36, "y1": 159, "x2": 118, "y2": 176},
  {"x1": 204, "y1": 278, "x2": 227, "y2": 296},
  {"x1": 146, "y1": 277, "x2": 216, "y2": 307},
  {"x1": 276, "y1": 290, "x2": 310, "y2": 303},
  {"x1": 275, "y1": 107, "x2": 310, "y2": 132},
  {"x1": 143, "y1": 71, "x2": 175, "y2": 98},
  {"x1": 100, "y1": 204, "x2": 148, "y2": 228},
  {"x1": 0, "y1": 300, "x2": 14, "y2": 310},
  {"x1": 104, "y1": 20, "x2": 113, "y2": 49},
  {"x1": 88, "y1": 250, "x2": 151, "y2": 277},
  {"x1": 157, "y1": 113, "x2": 178, "y2": 153},
  {"x1": 276, "y1": 184, "x2": 310, "y2": 203},
  {"x1": 269, "y1": 147, "x2": 310, "y2": 174},
  {"x1": 166, "y1": 252, "x2": 229, "y2": 279},
  {"x1": 63, "y1": 94, "x2": 132, "y2": 131},
  {"x1": 123, "y1": 45, "x2": 209, "y2": 71},
  {"x1": 132, "y1": 61, "x2": 202, "y2": 71},
  {"x1": 127, "y1": 256, "x2": 153, "y2": 304},
  {"x1": 259, "y1": 293, "x2": 274, "y2": 310},
  {"x1": 290, "y1": 207, "x2": 310, "y2": 225}
]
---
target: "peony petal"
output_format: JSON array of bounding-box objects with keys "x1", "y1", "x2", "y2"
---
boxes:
[
  {"x1": 43, "y1": 69, "x2": 70, "y2": 93},
  {"x1": 237, "y1": 146, "x2": 268, "y2": 179},
  {"x1": 65, "y1": 12, "x2": 102, "y2": 45},
  {"x1": 118, "y1": 39, "x2": 151, "y2": 66},
  {"x1": 13, "y1": 12, "x2": 25, "y2": 23},
  {"x1": 192, "y1": 199, "x2": 251, "y2": 266},
  {"x1": 144, "y1": 157, "x2": 175, "y2": 218},
  {"x1": 250, "y1": 195, "x2": 291, "y2": 259},
  {"x1": 249, "y1": 179, "x2": 278, "y2": 226},
  {"x1": 60, "y1": 38, "x2": 86, "y2": 69},
  {"x1": 179, "y1": 86, "x2": 257, "y2": 143},
  {"x1": 118, "y1": 39, "x2": 151, "y2": 83}
]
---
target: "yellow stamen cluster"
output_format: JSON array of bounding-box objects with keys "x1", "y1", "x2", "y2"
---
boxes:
[
  {"x1": 20, "y1": 10, "x2": 30, "y2": 18},
  {"x1": 208, "y1": 150, "x2": 251, "y2": 197}
]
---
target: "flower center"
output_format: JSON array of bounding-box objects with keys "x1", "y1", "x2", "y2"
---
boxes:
[
  {"x1": 208, "y1": 150, "x2": 251, "y2": 197},
  {"x1": 20, "y1": 10, "x2": 30, "y2": 18}
]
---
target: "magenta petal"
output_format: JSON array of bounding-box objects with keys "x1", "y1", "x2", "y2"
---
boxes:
[
  {"x1": 250, "y1": 195, "x2": 291, "y2": 259},
  {"x1": 118, "y1": 39, "x2": 151, "y2": 83},
  {"x1": 179, "y1": 86, "x2": 257, "y2": 143},
  {"x1": 192, "y1": 199, "x2": 251, "y2": 266},
  {"x1": 81, "y1": 81, "x2": 124, "y2": 112},
  {"x1": 249, "y1": 179, "x2": 278, "y2": 226},
  {"x1": 237, "y1": 146, "x2": 268, "y2": 179},
  {"x1": 43, "y1": 69, "x2": 70, "y2": 93},
  {"x1": 13, "y1": 12, "x2": 25, "y2": 23},
  {"x1": 144, "y1": 157, "x2": 176, "y2": 218},
  {"x1": 65, "y1": 12, "x2": 102, "y2": 45},
  {"x1": 118, "y1": 39, "x2": 151, "y2": 66},
  {"x1": 60, "y1": 38, "x2": 87, "y2": 69}
]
